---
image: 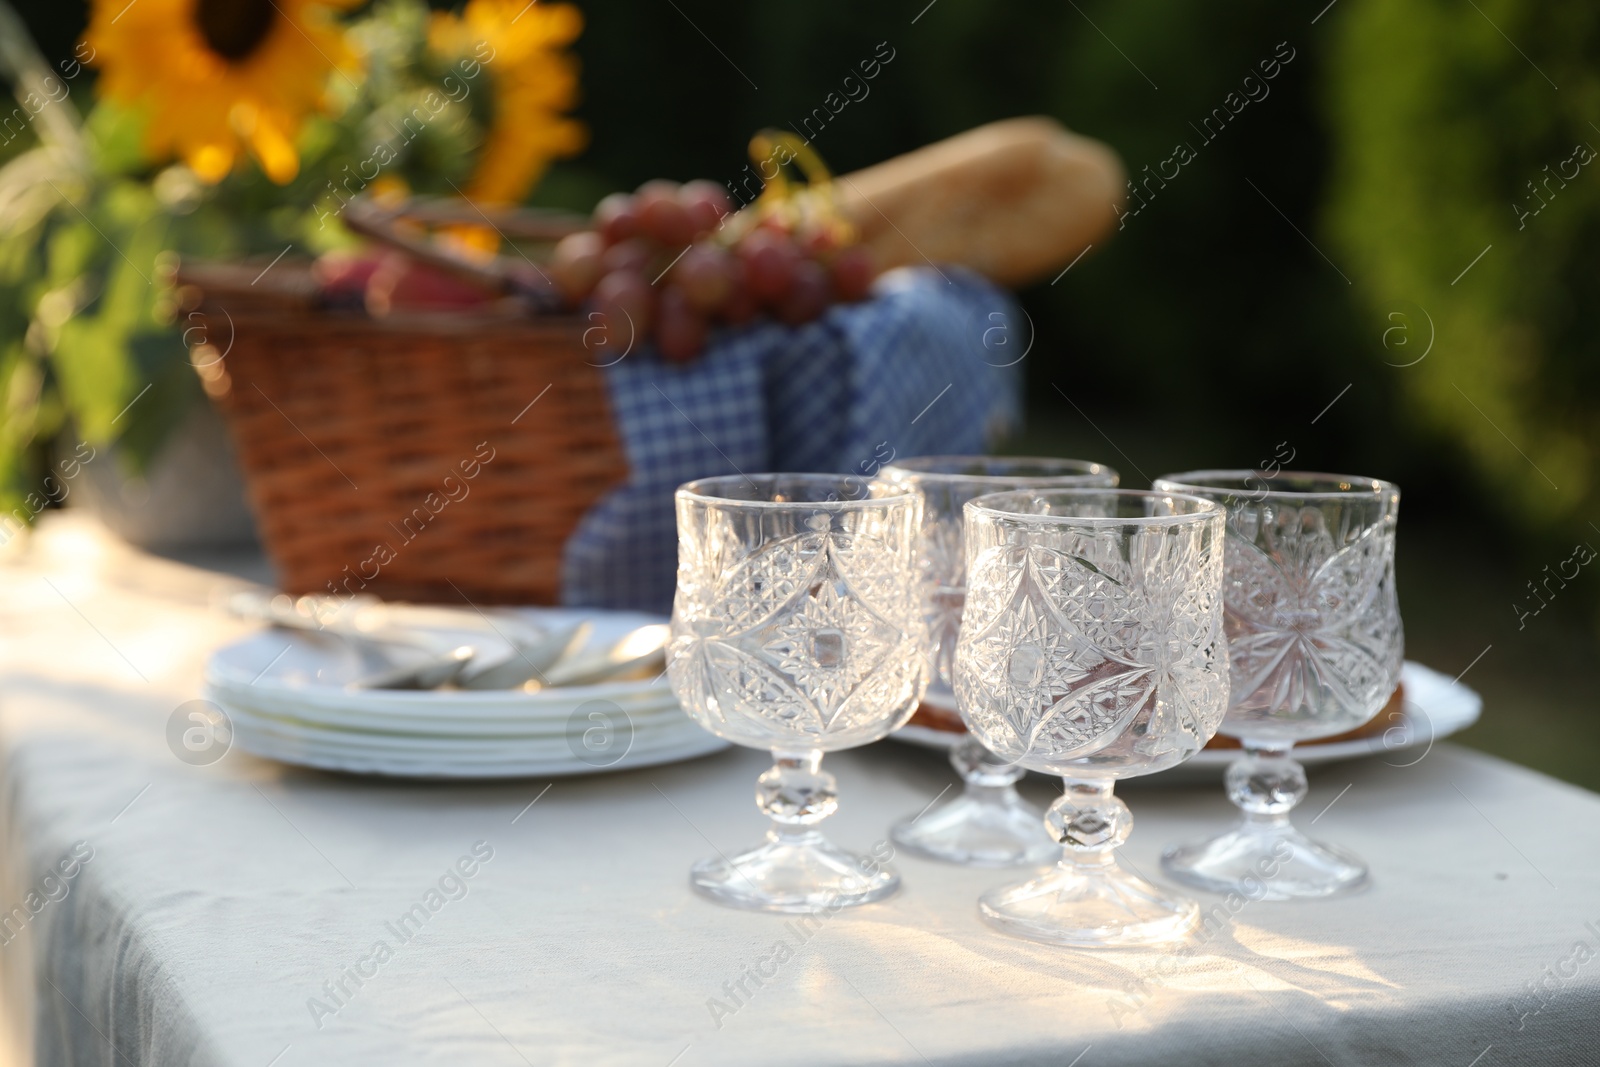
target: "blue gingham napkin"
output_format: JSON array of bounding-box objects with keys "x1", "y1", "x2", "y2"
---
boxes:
[{"x1": 562, "y1": 266, "x2": 1024, "y2": 614}]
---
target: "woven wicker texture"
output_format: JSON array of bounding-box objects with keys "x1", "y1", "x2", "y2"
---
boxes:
[{"x1": 188, "y1": 268, "x2": 628, "y2": 604}]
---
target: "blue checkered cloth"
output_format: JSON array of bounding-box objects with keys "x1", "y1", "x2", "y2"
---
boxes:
[{"x1": 561, "y1": 266, "x2": 1024, "y2": 614}]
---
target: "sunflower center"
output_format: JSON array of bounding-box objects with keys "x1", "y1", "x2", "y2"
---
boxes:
[{"x1": 195, "y1": 0, "x2": 277, "y2": 63}]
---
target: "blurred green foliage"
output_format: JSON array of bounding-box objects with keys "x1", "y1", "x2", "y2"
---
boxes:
[{"x1": 1326, "y1": 0, "x2": 1600, "y2": 529}]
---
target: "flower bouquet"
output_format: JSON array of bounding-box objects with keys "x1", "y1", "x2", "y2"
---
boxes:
[{"x1": 0, "y1": 0, "x2": 586, "y2": 532}]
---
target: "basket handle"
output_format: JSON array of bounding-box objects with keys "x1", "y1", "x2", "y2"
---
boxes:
[{"x1": 343, "y1": 196, "x2": 588, "y2": 301}]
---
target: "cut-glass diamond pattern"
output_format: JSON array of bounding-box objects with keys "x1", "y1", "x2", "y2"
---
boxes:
[
  {"x1": 956, "y1": 532, "x2": 1226, "y2": 770},
  {"x1": 670, "y1": 522, "x2": 922, "y2": 747},
  {"x1": 1223, "y1": 501, "x2": 1402, "y2": 725},
  {"x1": 753, "y1": 571, "x2": 902, "y2": 730}
]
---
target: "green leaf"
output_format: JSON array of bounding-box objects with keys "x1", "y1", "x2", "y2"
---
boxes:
[
  {"x1": 84, "y1": 101, "x2": 152, "y2": 178},
  {"x1": 112, "y1": 329, "x2": 199, "y2": 473}
]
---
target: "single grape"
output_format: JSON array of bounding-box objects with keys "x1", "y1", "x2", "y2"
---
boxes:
[
  {"x1": 592, "y1": 269, "x2": 654, "y2": 343},
  {"x1": 639, "y1": 196, "x2": 695, "y2": 247},
  {"x1": 630, "y1": 180, "x2": 671, "y2": 231},
  {"x1": 656, "y1": 284, "x2": 709, "y2": 362},
  {"x1": 602, "y1": 237, "x2": 656, "y2": 277},
  {"x1": 635, "y1": 179, "x2": 681, "y2": 203},
  {"x1": 680, "y1": 180, "x2": 733, "y2": 235},
  {"x1": 830, "y1": 245, "x2": 876, "y2": 302},
  {"x1": 550, "y1": 231, "x2": 606, "y2": 302},
  {"x1": 594, "y1": 193, "x2": 638, "y2": 244},
  {"x1": 777, "y1": 258, "x2": 831, "y2": 325},
  {"x1": 740, "y1": 230, "x2": 799, "y2": 303},
  {"x1": 719, "y1": 257, "x2": 759, "y2": 324},
  {"x1": 673, "y1": 243, "x2": 734, "y2": 311}
]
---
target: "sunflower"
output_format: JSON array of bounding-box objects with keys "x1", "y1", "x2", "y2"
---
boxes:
[
  {"x1": 429, "y1": 0, "x2": 587, "y2": 205},
  {"x1": 84, "y1": 0, "x2": 360, "y2": 184}
]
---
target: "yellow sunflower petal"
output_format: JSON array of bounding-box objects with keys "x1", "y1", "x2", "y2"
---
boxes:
[
  {"x1": 188, "y1": 142, "x2": 236, "y2": 183},
  {"x1": 369, "y1": 175, "x2": 411, "y2": 204},
  {"x1": 245, "y1": 113, "x2": 301, "y2": 185}
]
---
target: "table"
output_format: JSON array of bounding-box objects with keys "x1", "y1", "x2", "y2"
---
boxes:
[{"x1": 2, "y1": 516, "x2": 1598, "y2": 1066}]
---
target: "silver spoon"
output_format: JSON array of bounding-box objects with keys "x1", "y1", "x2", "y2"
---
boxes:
[
  {"x1": 456, "y1": 621, "x2": 592, "y2": 690},
  {"x1": 540, "y1": 625, "x2": 669, "y2": 687}
]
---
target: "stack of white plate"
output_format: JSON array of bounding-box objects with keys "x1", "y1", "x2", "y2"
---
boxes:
[{"x1": 204, "y1": 608, "x2": 727, "y2": 778}]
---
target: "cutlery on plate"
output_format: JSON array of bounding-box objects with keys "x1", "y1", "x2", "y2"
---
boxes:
[
  {"x1": 539, "y1": 624, "x2": 669, "y2": 687},
  {"x1": 228, "y1": 589, "x2": 667, "y2": 690},
  {"x1": 353, "y1": 645, "x2": 475, "y2": 690},
  {"x1": 456, "y1": 621, "x2": 592, "y2": 690}
]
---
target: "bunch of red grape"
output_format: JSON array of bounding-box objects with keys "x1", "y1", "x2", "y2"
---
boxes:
[{"x1": 549, "y1": 179, "x2": 876, "y2": 362}]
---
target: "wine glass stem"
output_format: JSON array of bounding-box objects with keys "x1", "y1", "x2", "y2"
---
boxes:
[
  {"x1": 951, "y1": 734, "x2": 1025, "y2": 791},
  {"x1": 758, "y1": 748, "x2": 839, "y2": 842},
  {"x1": 1047, "y1": 779, "x2": 1132, "y2": 870},
  {"x1": 1228, "y1": 742, "x2": 1308, "y2": 831}
]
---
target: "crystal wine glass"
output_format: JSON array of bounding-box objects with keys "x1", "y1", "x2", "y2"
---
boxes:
[
  {"x1": 878, "y1": 456, "x2": 1118, "y2": 867},
  {"x1": 1154, "y1": 471, "x2": 1403, "y2": 899},
  {"x1": 954, "y1": 488, "x2": 1229, "y2": 946},
  {"x1": 666, "y1": 474, "x2": 926, "y2": 912}
]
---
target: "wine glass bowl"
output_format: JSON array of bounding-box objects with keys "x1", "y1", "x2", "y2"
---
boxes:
[
  {"x1": 878, "y1": 456, "x2": 1119, "y2": 867},
  {"x1": 954, "y1": 488, "x2": 1229, "y2": 946},
  {"x1": 666, "y1": 474, "x2": 926, "y2": 912},
  {"x1": 1153, "y1": 470, "x2": 1403, "y2": 900}
]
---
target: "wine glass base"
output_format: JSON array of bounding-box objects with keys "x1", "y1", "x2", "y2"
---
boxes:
[
  {"x1": 690, "y1": 829, "x2": 899, "y2": 913},
  {"x1": 891, "y1": 792, "x2": 1058, "y2": 867},
  {"x1": 978, "y1": 859, "x2": 1200, "y2": 947},
  {"x1": 1161, "y1": 822, "x2": 1369, "y2": 900}
]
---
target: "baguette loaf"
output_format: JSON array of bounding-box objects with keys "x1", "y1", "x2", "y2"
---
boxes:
[{"x1": 833, "y1": 117, "x2": 1125, "y2": 288}]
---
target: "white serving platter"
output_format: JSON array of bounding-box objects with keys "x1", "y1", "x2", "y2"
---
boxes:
[{"x1": 889, "y1": 661, "x2": 1482, "y2": 785}]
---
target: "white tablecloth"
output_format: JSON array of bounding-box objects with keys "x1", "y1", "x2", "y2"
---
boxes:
[{"x1": 1, "y1": 518, "x2": 1597, "y2": 1066}]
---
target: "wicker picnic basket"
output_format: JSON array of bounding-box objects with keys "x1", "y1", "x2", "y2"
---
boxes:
[{"x1": 177, "y1": 222, "x2": 629, "y2": 605}]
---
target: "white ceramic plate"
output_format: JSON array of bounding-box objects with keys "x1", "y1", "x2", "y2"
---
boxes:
[
  {"x1": 225, "y1": 719, "x2": 729, "y2": 779},
  {"x1": 209, "y1": 680, "x2": 688, "y2": 736},
  {"x1": 221, "y1": 698, "x2": 715, "y2": 757},
  {"x1": 888, "y1": 661, "x2": 1482, "y2": 785}
]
